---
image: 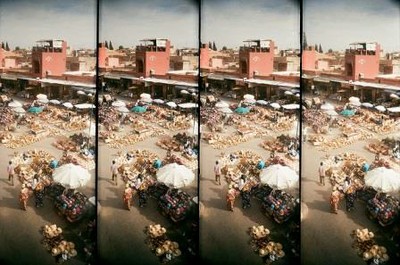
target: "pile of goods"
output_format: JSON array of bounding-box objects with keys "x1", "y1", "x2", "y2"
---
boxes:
[
  {"x1": 0, "y1": 132, "x2": 14, "y2": 143},
  {"x1": 202, "y1": 132, "x2": 258, "y2": 149},
  {"x1": 303, "y1": 110, "x2": 329, "y2": 133},
  {"x1": 41, "y1": 224, "x2": 77, "y2": 261},
  {"x1": 367, "y1": 138, "x2": 400, "y2": 156},
  {"x1": 158, "y1": 189, "x2": 194, "y2": 222},
  {"x1": 158, "y1": 114, "x2": 192, "y2": 131},
  {"x1": 99, "y1": 106, "x2": 120, "y2": 126},
  {"x1": 100, "y1": 127, "x2": 166, "y2": 148},
  {"x1": 249, "y1": 225, "x2": 285, "y2": 263},
  {"x1": 266, "y1": 115, "x2": 297, "y2": 132},
  {"x1": 59, "y1": 115, "x2": 89, "y2": 132},
  {"x1": 157, "y1": 136, "x2": 184, "y2": 152},
  {"x1": 324, "y1": 153, "x2": 367, "y2": 191},
  {"x1": 351, "y1": 228, "x2": 389, "y2": 263},
  {"x1": 261, "y1": 135, "x2": 298, "y2": 153},
  {"x1": 54, "y1": 191, "x2": 88, "y2": 223},
  {"x1": 0, "y1": 108, "x2": 15, "y2": 128},
  {"x1": 352, "y1": 109, "x2": 398, "y2": 134},
  {"x1": 367, "y1": 193, "x2": 400, "y2": 227},
  {"x1": 145, "y1": 224, "x2": 182, "y2": 263},
  {"x1": 12, "y1": 150, "x2": 54, "y2": 186},
  {"x1": 53, "y1": 133, "x2": 91, "y2": 152},
  {"x1": 262, "y1": 190, "x2": 298, "y2": 224},
  {"x1": 200, "y1": 107, "x2": 224, "y2": 132}
]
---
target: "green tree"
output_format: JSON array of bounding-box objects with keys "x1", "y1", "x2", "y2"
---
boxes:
[
  {"x1": 1, "y1": 42, "x2": 4, "y2": 49},
  {"x1": 302, "y1": 32, "x2": 308, "y2": 50},
  {"x1": 15, "y1": 46, "x2": 20, "y2": 51},
  {"x1": 314, "y1": 44, "x2": 318, "y2": 51},
  {"x1": 208, "y1": 41, "x2": 212, "y2": 49},
  {"x1": 5, "y1": 42, "x2": 10, "y2": 51},
  {"x1": 212, "y1": 41, "x2": 217, "y2": 51},
  {"x1": 105, "y1": 41, "x2": 109, "y2": 49},
  {"x1": 328, "y1": 48, "x2": 333, "y2": 53},
  {"x1": 109, "y1": 41, "x2": 114, "y2": 50},
  {"x1": 222, "y1": 46, "x2": 227, "y2": 51},
  {"x1": 318, "y1": 44, "x2": 323, "y2": 53},
  {"x1": 118, "y1": 45, "x2": 124, "y2": 50}
]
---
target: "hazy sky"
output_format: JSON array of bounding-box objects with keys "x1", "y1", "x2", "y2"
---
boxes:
[
  {"x1": 0, "y1": 0, "x2": 96, "y2": 50},
  {"x1": 1, "y1": 0, "x2": 398, "y2": 52},
  {"x1": 100, "y1": 0, "x2": 199, "y2": 49},
  {"x1": 304, "y1": 0, "x2": 400, "y2": 52},
  {"x1": 202, "y1": 0, "x2": 300, "y2": 50}
]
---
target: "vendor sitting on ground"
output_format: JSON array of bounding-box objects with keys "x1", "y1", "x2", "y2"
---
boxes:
[{"x1": 123, "y1": 184, "x2": 133, "y2": 210}]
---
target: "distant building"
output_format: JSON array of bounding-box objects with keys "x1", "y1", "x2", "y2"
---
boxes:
[
  {"x1": 135, "y1": 38, "x2": 170, "y2": 77},
  {"x1": 31, "y1": 39, "x2": 67, "y2": 78},
  {"x1": 344, "y1": 42, "x2": 380, "y2": 81},
  {"x1": 239, "y1": 39, "x2": 275, "y2": 78}
]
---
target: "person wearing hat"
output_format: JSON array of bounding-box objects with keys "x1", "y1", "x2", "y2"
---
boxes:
[
  {"x1": 330, "y1": 190, "x2": 340, "y2": 214},
  {"x1": 110, "y1": 160, "x2": 119, "y2": 186},
  {"x1": 213, "y1": 160, "x2": 222, "y2": 185},
  {"x1": 7, "y1": 161, "x2": 15, "y2": 186},
  {"x1": 318, "y1": 162, "x2": 326, "y2": 186},
  {"x1": 19, "y1": 184, "x2": 30, "y2": 210}
]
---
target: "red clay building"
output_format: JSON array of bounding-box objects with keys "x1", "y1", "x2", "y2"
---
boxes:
[
  {"x1": 344, "y1": 42, "x2": 380, "y2": 81},
  {"x1": 135, "y1": 38, "x2": 170, "y2": 77},
  {"x1": 31, "y1": 39, "x2": 67, "y2": 78},
  {"x1": 239, "y1": 39, "x2": 275, "y2": 78}
]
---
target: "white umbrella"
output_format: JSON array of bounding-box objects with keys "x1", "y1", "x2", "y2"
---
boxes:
[
  {"x1": 320, "y1": 103, "x2": 335, "y2": 110},
  {"x1": 284, "y1": 91, "x2": 294, "y2": 95},
  {"x1": 36, "y1": 94, "x2": 47, "y2": 100},
  {"x1": 215, "y1": 101, "x2": 229, "y2": 108},
  {"x1": 219, "y1": 107, "x2": 233, "y2": 114},
  {"x1": 178, "y1": 102, "x2": 198, "y2": 108},
  {"x1": 77, "y1": 91, "x2": 86, "y2": 95},
  {"x1": 259, "y1": 164, "x2": 299, "y2": 190},
  {"x1": 191, "y1": 92, "x2": 197, "y2": 96},
  {"x1": 140, "y1": 93, "x2": 151, "y2": 99},
  {"x1": 282, "y1": 104, "x2": 300, "y2": 110},
  {"x1": 270, "y1": 103, "x2": 281, "y2": 109},
  {"x1": 256, "y1": 100, "x2": 268, "y2": 105},
  {"x1": 166, "y1": 102, "x2": 177, "y2": 108},
  {"x1": 244, "y1": 98, "x2": 256, "y2": 104},
  {"x1": 111, "y1": 100, "x2": 126, "y2": 107},
  {"x1": 117, "y1": 106, "x2": 130, "y2": 113},
  {"x1": 365, "y1": 167, "x2": 400, "y2": 193},
  {"x1": 180, "y1": 90, "x2": 189, "y2": 94},
  {"x1": 362, "y1": 102, "x2": 373, "y2": 108},
  {"x1": 243, "y1": 94, "x2": 255, "y2": 100},
  {"x1": 349, "y1": 101, "x2": 361, "y2": 106},
  {"x1": 13, "y1": 107, "x2": 26, "y2": 113},
  {"x1": 349, "y1": 96, "x2": 360, "y2": 102},
  {"x1": 75, "y1": 103, "x2": 95, "y2": 109},
  {"x1": 140, "y1": 97, "x2": 153, "y2": 103},
  {"x1": 156, "y1": 163, "x2": 195, "y2": 188},
  {"x1": 8, "y1": 101, "x2": 23, "y2": 108},
  {"x1": 390, "y1": 93, "x2": 399, "y2": 99},
  {"x1": 63, "y1": 102, "x2": 74, "y2": 109},
  {"x1": 49, "y1": 99, "x2": 61, "y2": 105},
  {"x1": 375, "y1": 105, "x2": 386, "y2": 112},
  {"x1": 38, "y1": 98, "x2": 49, "y2": 104},
  {"x1": 387, "y1": 107, "x2": 400, "y2": 113},
  {"x1": 52, "y1": 163, "x2": 91, "y2": 189},
  {"x1": 153, "y1": 99, "x2": 164, "y2": 104}
]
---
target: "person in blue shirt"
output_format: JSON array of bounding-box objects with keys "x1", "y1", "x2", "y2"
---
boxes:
[
  {"x1": 362, "y1": 162, "x2": 369, "y2": 172},
  {"x1": 50, "y1": 159, "x2": 59, "y2": 169}
]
